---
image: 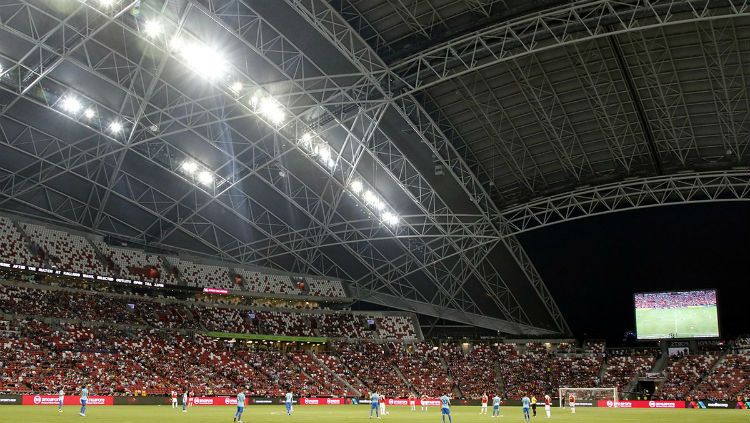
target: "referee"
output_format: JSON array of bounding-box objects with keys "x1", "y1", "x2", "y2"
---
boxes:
[{"x1": 531, "y1": 395, "x2": 537, "y2": 417}]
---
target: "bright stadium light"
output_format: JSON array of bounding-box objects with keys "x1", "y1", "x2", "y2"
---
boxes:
[
  {"x1": 350, "y1": 180, "x2": 363, "y2": 194},
  {"x1": 258, "y1": 97, "x2": 285, "y2": 125},
  {"x1": 374, "y1": 200, "x2": 386, "y2": 211},
  {"x1": 97, "y1": 0, "x2": 116, "y2": 7},
  {"x1": 142, "y1": 19, "x2": 163, "y2": 38},
  {"x1": 363, "y1": 190, "x2": 378, "y2": 206},
  {"x1": 382, "y1": 212, "x2": 399, "y2": 226},
  {"x1": 108, "y1": 120, "x2": 123, "y2": 134},
  {"x1": 170, "y1": 36, "x2": 185, "y2": 52},
  {"x1": 83, "y1": 108, "x2": 96, "y2": 120},
  {"x1": 229, "y1": 81, "x2": 243, "y2": 94},
  {"x1": 177, "y1": 43, "x2": 228, "y2": 80},
  {"x1": 181, "y1": 161, "x2": 198, "y2": 174},
  {"x1": 197, "y1": 171, "x2": 214, "y2": 186},
  {"x1": 60, "y1": 96, "x2": 82, "y2": 114}
]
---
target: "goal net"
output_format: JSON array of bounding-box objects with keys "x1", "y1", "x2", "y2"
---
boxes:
[{"x1": 558, "y1": 387, "x2": 618, "y2": 408}]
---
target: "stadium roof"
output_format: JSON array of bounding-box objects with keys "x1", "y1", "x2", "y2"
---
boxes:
[{"x1": 0, "y1": 0, "x2": 748, "y2": 336}]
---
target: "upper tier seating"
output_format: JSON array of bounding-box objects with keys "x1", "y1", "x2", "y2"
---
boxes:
[
  {"x1": 22, "y1": 223, "x2": 106, "y2": 275},
  {"x1": 306, "y1": 279, "x2": 347, "y2": 298},
  {"x1": 95, "y1": 241, "x2": 178, "y2": 284},
  {"x1": 0, "y1": 216, "x2": 32, "y2": 264}
]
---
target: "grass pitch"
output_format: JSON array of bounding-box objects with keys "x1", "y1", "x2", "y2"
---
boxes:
[
  {"x1": 0, "y1": 405, "x2": 745, "y2": 423},
  {"x1": 636, "y1": 306, "x2": 719, "y2": 339}
]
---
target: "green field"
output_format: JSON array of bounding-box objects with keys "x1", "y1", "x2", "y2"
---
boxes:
[
  {"x1": 0, "y1": 405, "x2": 745, "y2": 423},
  {"x1": 636, "y1": 306, "x2": 719, "y2": 339}
]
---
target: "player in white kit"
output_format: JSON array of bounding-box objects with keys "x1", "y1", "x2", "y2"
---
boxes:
[{"x1": 58, "y1": 388, "x2": 64, "y2": 413}]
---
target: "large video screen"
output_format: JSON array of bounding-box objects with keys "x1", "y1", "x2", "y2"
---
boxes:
[{"x1": 634, "y1": 290, "x2": 719, "y2": 339}]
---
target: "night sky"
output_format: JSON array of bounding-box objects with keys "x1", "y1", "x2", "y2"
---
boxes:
[{"x1": 520, "y1": 202, "x2": 750, "y2": 343}]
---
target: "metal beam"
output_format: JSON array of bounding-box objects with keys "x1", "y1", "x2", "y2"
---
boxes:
[{"x1": 273, "y1": 0, "x2": 750, "y2": 108}]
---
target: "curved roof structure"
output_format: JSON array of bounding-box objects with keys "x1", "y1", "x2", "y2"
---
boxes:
[{"x1": 0, "y1": 0, "x2": 748, "y2": 336}]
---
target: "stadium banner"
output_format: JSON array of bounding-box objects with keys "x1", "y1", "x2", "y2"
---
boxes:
[
  {"x1": 300, "y1": 397, "x2": 347, "y2": 405},
  {"x1": 190, "y1": 397, "x2": 240, "y2": 406},
  {"x1": 0, "y1": 395, "x2": 21, "y2": 405},
  {"x1": 597, "y1": 400, "x2": 684, "y2": 409},
  {"x1": 22, "y1": 395, "x2": 114, "y2": 406},
  {"x1": 203, "y1": 331, "x2": 328, "y2": 343}
]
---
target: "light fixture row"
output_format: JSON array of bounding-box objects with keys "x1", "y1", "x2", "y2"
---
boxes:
[
  {"x1": 180, "y1": 160, "x2": 215, "y2": 187},
  {"x1": 350, "y1": 180, "x2": 399, "y2": 226},
  {"x1": 98, "y1": 4, "x2": 397, "y2": 223}
]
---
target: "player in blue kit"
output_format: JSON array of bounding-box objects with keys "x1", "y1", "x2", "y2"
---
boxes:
[
  {"x1": 440, "y1": 394, "x2": 452, "y2": 423},
  {"x1": 369, "y1": 391, "x2": 380, "y2": 419},
  {"x1": 234, "y1": 391, "x2": 245, "y2": 423},
  {"x1": 182, "y1": 390, "x2": 188, "y2": 413},
  {"x1": 79, "y1": 385, "x2": 88, "y2": 417},
  {"x1": 492, "y1": 394, "x2": 501, "y2": 417},
  {"x1": 522, "y1": 395, "x2": 531, "y2": 422},
  {"x1": 285, "y1": 391, "x2": 294, "y2": 415}
]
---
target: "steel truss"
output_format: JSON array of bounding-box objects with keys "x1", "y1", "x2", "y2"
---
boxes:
[
  {"x1": 270, "y1": 170, "x2": 750, "y2": 241},
  {"x1": 285, "y1": 0, "x2": 570, "y2": 334},
  {"x1": 0, "y1": 0, "x2": 557, "y2": 335},
  {"x1": 272, "y1": 0, "x2": 750, "y2": 108}
]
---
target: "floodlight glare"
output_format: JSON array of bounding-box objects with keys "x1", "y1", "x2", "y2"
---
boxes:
[
  {"x1": 383, "y1": 212, "x2": 399, "y2": 226},
  {"x1": 249, "y1": 95, "x2": 260, "y2": 109},
  {"x1": 108, "y1": 120, "x2": 123, "y2": 134},
  {"x1": 363, "y1": 190, "x2": 378, "y2": 206},
  {"x1": 197, "y1": 171, "x2": 214, "y2": 186},
  {"x1": 60, "y1": 96, "x2": 82, "y2": 114},
  {"x1": 83, "y1": 108, "x2": 96, "y2": 119},
  {"x1": 143, "y1": 20, "x2": 163, "y2": 38},
  {"x1": 374, "y1": 200, "x2": 386, "y2": 211},
  {"x1": 229, "y1": 81, "x2": 243, "y2": 94},
  {"x1": 258, "y1": 97, "x2": 285, "y2": 125},
  {"x1": 179, "y1": 43, "x2": 228, "y2": 80},
  {"x1": 316, "y1": 145, "x2": 331, "y2": 162},
  {"x1": 97, "y1": 0, "x2": 116, "y2": 7},
  {"x1": 170, "y1": 36, "x2": 185, "y2": 52},
  {"x1": 300, "y1": 132, "x2": 313, "y2": 144},
  {"x1": 350, "y1": 180, "x2": 363, "y2": 194},
  {"x1": 181, "y1": 161, "x2": 198, "y2": 174}
]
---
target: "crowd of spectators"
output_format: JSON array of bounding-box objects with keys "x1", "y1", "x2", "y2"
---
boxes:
[
  {"x1": 635, "y1": 291, "x2": 716, "y2": 309},
  {"x1": 659, "y1": 353, "x2": 719, "y2": 400},
  {"x1": 0, "y1": 217, "x2": 348, "y2": 301},
  {"x1": 442, "y1": 344, "x2": 498, "y2": 398},
  {"x1": 695, "y1": 353, "x2": 750, "y2": 401},
  {"x1": 0, "y1": 282, "x2": 417, "y2": 340},
  {"x1": 600, "y1": 349, "x2": 657, "y2": 392}
]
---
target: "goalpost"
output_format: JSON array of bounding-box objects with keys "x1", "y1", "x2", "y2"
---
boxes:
[{"x1": 558, "y1": 387, "x2": 618, "y2": 408}]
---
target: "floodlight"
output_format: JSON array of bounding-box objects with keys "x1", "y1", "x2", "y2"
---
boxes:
[
  {"x1": 382, "y1": 212, "x2": 399, "y2": 226},
  {"x1": 350, "y1": 180, "x2": 363, "y2": 194},
  {"x1": 300, "y1": 132, "x2": 313, "y2": 144},
  {"x1": 83, "y1": 108, "x2": 96, "y2": 119},
  {"x1": 97, "y1": 0, "x2": 116, "y2": 7},
  {"x1": 181, "y1": 161, "x2": 198, "y2": 174},
  {"x1": 249, "y1": 95, "x2": 260, "y2": 109},
  {"x1": 179, "y1": 43, "x2": 228, "y2": 80},
  {"x1": 374, "y1": 200, "x2": 385, "y2": 211},
  {"x1": 108, "y1": 120, "x2": 123, "y2": 134},
  {"x1": 258, "y1": 97, "x2": 285, "y2": 125},
  {"x1": 143, "y1": 20, "x2": 163, "y2": 38},
  {"x1": 229, "y1": 81, "x2": 243, "y2": 94},
  {"x1": 60, "y1": 96, "x2": 82, "y2": 114},
  {"x1": 197, "y1": 171, "x2": 214, "y2": 186},
  {"x1": 363, "y1": 190, "x2": 378, "y2": 206},
  {"x1": 316, "y1": 145, "x2": 331, "y2": 162}
]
